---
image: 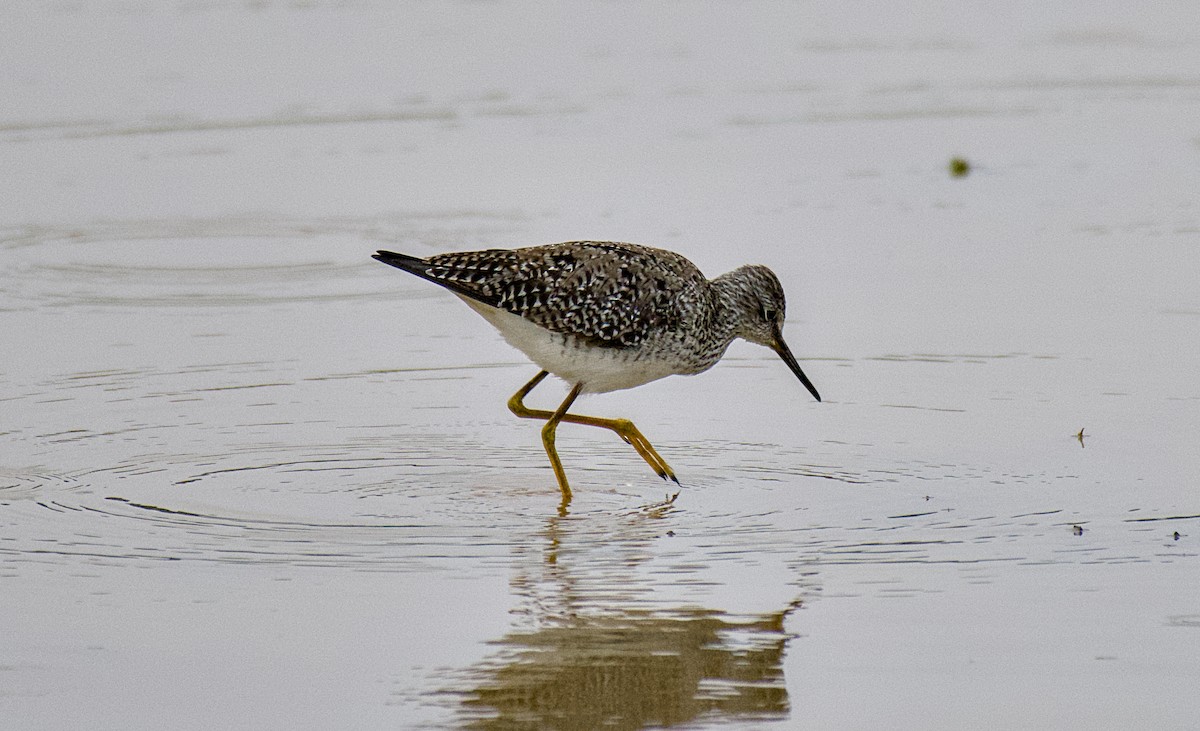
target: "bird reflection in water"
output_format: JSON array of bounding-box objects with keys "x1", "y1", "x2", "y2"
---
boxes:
[
  {"x1": 452, "y1": 509, "x2": 800, "y2": 729},
  {"x1": 458, "y1": 606, "x2": 796, "y2": 730}
]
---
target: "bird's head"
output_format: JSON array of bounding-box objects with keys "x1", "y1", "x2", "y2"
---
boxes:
[{"x1": 727, "y1": 265, "x2": 821, "y2": 402}]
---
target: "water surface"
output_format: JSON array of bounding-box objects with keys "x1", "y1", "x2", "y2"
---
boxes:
[{"x1": 3, "y1": 2, "x2": 1199, "y2": 729}]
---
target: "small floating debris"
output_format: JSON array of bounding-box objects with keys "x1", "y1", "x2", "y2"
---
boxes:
[
  {"x1": 1075, "y1": 427, "x2": 1086, "y2": 448},
  {"x1": 1072, "y1": 525, "x2": 1084, "y2": 536},
  {"x1": 949, "y1": 157, "x2": 971, "y2": 178},
  {"x1": 1174, "y1": 531, "x2": 1182, "y2": 541}
]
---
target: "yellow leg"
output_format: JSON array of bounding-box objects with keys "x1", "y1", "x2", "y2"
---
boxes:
[
  {"x1": 541, "y1": 382, "x2": 583, "y2": 500},
  {"x1": 507, "y1": 370, "x2": 678, "y2": 487}
]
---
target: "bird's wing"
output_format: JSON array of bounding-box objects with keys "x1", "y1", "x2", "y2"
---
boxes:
[{"x1": 375, "y1": 242, "x2": 707, "y2": 347}]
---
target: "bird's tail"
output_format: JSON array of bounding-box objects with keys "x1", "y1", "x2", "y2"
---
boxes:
[{"x1": 372, "y1": 250, "x2": 429, "y2": 274}]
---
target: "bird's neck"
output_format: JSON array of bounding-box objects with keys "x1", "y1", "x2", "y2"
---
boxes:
[{"x1": 709, "y1": 269, "x2": 757, "y2": 342}]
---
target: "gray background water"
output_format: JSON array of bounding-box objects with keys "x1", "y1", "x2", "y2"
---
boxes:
[{"x1": 3, "y1": 2, "x2": 1198, "y2": 729}]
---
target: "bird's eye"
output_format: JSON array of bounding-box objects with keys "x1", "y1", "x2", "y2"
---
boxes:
[{"x1": 761, "y1": 305, "x2": 777, "y2": 323}]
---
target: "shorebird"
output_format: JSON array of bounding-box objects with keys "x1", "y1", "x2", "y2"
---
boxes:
[{"x1": 373, "y1": 241, "x2": 820, "y2": 501}]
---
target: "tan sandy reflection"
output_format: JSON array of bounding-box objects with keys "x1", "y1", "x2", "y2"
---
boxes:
[
  {"x1": 460, "y1": 606, "x2": 795, "y2": 730},
  {"x1": 456, "y1": 510, "x2": 799, "y2": 729}
]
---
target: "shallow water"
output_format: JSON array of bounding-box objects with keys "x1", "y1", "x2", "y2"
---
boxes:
[{"x1": 4, "y1": 2, "x2": 1200, "y2": 729}]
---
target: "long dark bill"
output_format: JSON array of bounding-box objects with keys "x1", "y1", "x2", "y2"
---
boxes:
[{"x1": 773, "y1": 328, "x2": 821, "y2": 402}]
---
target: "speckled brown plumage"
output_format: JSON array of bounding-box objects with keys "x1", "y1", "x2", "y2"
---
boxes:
[
  {"x1": 373, "y1": 241, "x2": 820, "y2": 399},
  {"x1": 375, "y1": 242, "x2": 708, "y2": 348}
]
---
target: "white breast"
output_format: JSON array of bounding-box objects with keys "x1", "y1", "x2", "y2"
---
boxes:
[{"x1": 458, "y1": 296, "x2": 684, "y2": 393}]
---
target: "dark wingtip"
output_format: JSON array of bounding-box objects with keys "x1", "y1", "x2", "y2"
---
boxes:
[{"x1": 372, "y1": 250, "x2": 426, "y2": 271}]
